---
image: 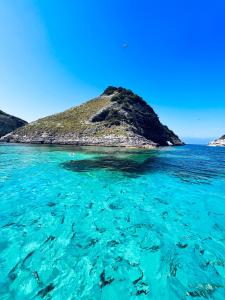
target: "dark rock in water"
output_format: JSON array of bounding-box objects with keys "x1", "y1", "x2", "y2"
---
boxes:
[
  {"x1": 47, "y1": 201, "x2": 56, "y2": 207},
  {"x1": 37, "y1": 283, "x2": 55, "y2": 298},
  {"x1": 186, "y1": 284, "x2": 222, "y2": 298},
  {"x1": 0, "y1": 110, "x2": 27, "y2": 137},
  {"x1": 209, "y1": 135, "x2": 225, "y2": 146},
  {"x1": 22, "y1": 250, "x2": 35, "y2": 265},
  {"x1": 0, "y1": 86, "x2": 183, "y2": 147},
  {"x1": 176, "y1": 242, "x2": 188, "y2": 249},
  {"x1": 61, "y1": 155, "x2": 157, "y2": 177},
  {"x1": 44, "y1": 235, "x2": 56, "y2": 243},
  {"x1": 99, "y1": 270, "x2": 114, "y2": 288}
]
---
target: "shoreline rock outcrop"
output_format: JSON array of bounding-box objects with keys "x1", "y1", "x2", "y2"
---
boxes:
[
  {"x1": 1, "y1": 87, "x2": 184, "y2": 148},
  {"x1": 208, "y1": 135, "x2": 225, "y2": 147}
]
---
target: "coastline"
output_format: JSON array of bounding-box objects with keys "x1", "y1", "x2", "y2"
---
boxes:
[{"x1": 0, "y1": 140, "x2": 185, "y2": 149}]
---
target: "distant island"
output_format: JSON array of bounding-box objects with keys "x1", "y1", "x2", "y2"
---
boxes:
[
  {"x1": 1, "y1": 87, "x2": 183, "y2": 148},
  {"x1": 0, "y1": 110, "x2": 27, "y2": 137},
  {"x1": 209, "y1": 135, "x2": 225, "y2": 146}
]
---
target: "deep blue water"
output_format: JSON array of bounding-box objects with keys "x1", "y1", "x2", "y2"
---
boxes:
[{"x1": 0, "y1": 144, "x2": 225, "y2": 300}]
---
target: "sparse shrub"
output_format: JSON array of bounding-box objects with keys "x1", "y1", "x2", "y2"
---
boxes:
[{"x1": 103, "y1": 86, "x2": 118, "y2": 95}]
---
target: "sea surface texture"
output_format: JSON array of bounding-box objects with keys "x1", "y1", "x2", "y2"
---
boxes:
[{"x1": 0, "y1": 144, "x2": 225, "y2": 300}]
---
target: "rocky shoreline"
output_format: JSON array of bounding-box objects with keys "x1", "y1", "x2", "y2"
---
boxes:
[
  {"x1": 208, "y1": 135, "x2": 225, "y2": 147},
  {"x1": 1, "y1": 132, "x2": 158, "y2": 148}
]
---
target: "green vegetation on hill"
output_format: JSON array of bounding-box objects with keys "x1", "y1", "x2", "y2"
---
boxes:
[
  {"x1": 1, "y1": 86, "x2": 183, "y2": 147},
  {"x1": 29, "y1": 96, "x2": 111, "y2": 133}
]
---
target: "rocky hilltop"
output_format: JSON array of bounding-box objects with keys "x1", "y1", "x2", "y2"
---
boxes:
[
  {"x1": 0, "y1": 110, "x2": 27, "y2": 137},
  {"x1": 209, "y1": 135, "x2": 225, "y2": 147},
  {"x1": 1, "y1": 87, "x2": 183, "y2": 148}
]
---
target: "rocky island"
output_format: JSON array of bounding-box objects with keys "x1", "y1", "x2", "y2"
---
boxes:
[
  {"x1": 209, "y1": 135, "x2": 225, "y2": 146},
  {"x1": 1, "y1": 87, "x2": 183, "y2": 148},
  {"x1": 0, "y1": 110, "x2": 27, "y2": 137}
]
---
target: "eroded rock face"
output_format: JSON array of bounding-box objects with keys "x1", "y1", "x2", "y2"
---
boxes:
[
  {"x1": 209, "y1": 135, "x2": 225, "y2": 146},
  {"x1": 0, "y1": 87, "x2": 184, "y2": 147},
  {"x1": 96, "y1": 87, "x2": 182, "y2": 146},
  {"x1": 0, "y1": 110, "x2": 27, "y2": 137}
]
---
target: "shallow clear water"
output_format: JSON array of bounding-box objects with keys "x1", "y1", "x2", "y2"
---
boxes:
[{"x1": 0, "y1": 144, "x2": 225, "y2": 300}]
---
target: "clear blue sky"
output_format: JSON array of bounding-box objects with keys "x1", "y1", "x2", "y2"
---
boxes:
[{"x1": 1, "y1": 0, "x2": 225, "y2": 143}]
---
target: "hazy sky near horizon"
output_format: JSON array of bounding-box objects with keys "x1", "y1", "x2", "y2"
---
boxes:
[{"x1": 0, "y1": 0, "x2": 225, "y2": 142}]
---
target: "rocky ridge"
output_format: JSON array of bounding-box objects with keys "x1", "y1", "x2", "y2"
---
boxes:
[
  {"x1": 1, "y1": 87, "x2": 183, "y2": 148},
  {"x1": 0, "y1": 110, "x2": 27, "y2": 137}
]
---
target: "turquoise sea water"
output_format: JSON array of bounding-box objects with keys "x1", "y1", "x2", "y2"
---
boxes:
[{"x1": 0, "y1": 144, "x2": 225, "y2": 300}]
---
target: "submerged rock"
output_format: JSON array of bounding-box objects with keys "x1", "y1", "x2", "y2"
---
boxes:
[
  {"x1": 209, "y1": 135, "x2": 225, "y2": 147},
  {"x1": 0, "y1": 87, "x2": 183, "y2": 147},
  {"x1": 0, "y1": 110, "x2": 27, "y2": 137},
  {"x1": 186, "y1": 283, "x2": 222, "y2": 298}
]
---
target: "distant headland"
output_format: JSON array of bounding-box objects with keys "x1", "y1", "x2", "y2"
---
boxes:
[
  {"x1": 209, "y1": 135, "x2": 225, "y2": 147},
  {"x1": 0, "y1": 110, "x2": 27, "y2": 138}
]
